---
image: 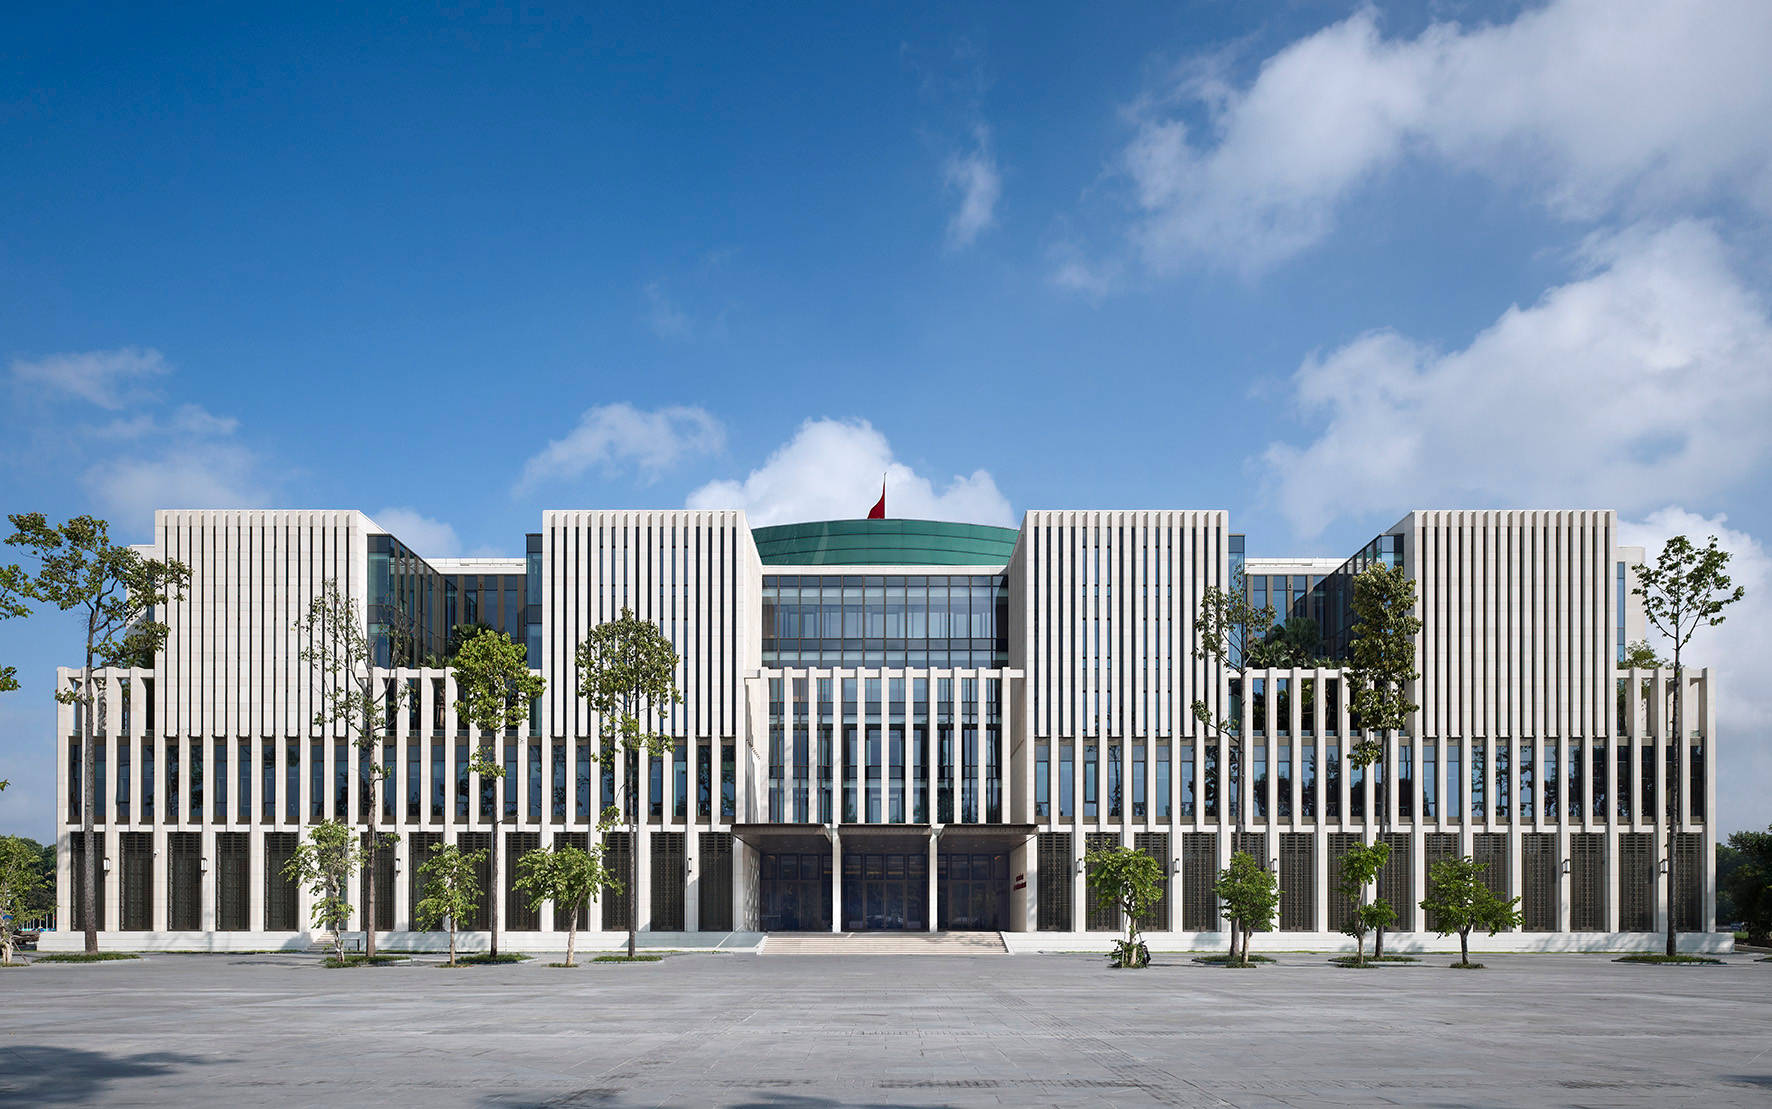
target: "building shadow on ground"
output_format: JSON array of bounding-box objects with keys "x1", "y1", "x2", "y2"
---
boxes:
[{"x1": 0, "y1": 1045, "x2": 222, "y2": 1103}]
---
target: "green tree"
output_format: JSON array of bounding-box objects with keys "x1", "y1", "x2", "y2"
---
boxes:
[
  {"x1": 1346, "y1": 561, "x2": 1422, "y2": 958},
  {"x1": 1619, "y1": 640, "x2": 1663, "y2": 669},
  {"x1": 1083, "y1": 843, "x2": 1164, "y2": 968},
  {"x1": 1616, "y1": 639, "x2": 1664, "y2": 739},
  {"x1": 0, "y1": 561, "x2": 28, "y2": 792},
  {"x1": 1634, "y1": 534, "x2": 1744, "y2": 957},
  {"x1": 515, "y1": 822, "x2": 618, "y2": 968},
  {"x1": 1192, "y1": 571, "x2": 1275, "y2": 839},
  {"x1": 1419, "y1": 856, "x2": 1524, "y2": 966},
  {"x1": 6, "y1": 513, "x2": 189, "y2": 953},
  {"x1": 1336, "y1": 840, "x2": 1392, "y2": 966},
  {"x1": 283, "y1": 821, "x2": 361, "y2": 964},
  {"x1": 451, "y1": 627, "x2": 546, "y2": 961},
  {"x1": 1720, "y1": 827, "x2": 1772, "y2": 946},
  {"x1": 0, "y1": 836, "x2": 50, "y2": 966},
  {"x1": 575, "y1": 608, "x2": 682, "y2": 960},
  {"x1": 414, "y1": 841, "x2": 487, "y2": 967},
  {"x1": 1247, "y1": 615, "x2": 1328, "y2": 670},
  {"x1": 1213, "y1": 851, "x2": 1280, "y2": 966},
  {"x1": 0, "y1": 560, "x2": 31, "y2": 700},
  {"x1": 294, "y1": 580, "x2": 408, "y2": 960}
]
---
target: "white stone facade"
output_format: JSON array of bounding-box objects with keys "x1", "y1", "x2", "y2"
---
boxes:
[{"x1": 45, "y1": 507, "x2": 1720, "y2": 952}]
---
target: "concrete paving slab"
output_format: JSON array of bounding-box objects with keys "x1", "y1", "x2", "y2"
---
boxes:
[{"x1": 0, "y1": 951, "x2": 1766, "y2": 1107}]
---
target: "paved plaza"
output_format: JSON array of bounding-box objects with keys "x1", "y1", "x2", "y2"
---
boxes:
[{"x1": 1, "y1": 949, "x2": 1769, "y2": 1107}]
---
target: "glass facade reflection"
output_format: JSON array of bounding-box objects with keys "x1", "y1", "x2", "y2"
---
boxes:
[
  {"x1": 765, "y1": 672, "x2": 1002, "y2": 826},
  {"x1": 761, "y1": 574, "x2": 1008, "y2": 668}
]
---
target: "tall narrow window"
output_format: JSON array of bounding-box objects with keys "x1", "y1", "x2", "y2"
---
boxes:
[
  {"x1": 1107, "y1": 741, "x2": 1123, "y2": 820},
  {"x1": 1521, "y1": 742, "x2": 1535, "y2": 822},
  {"x1": 1180, "y1": 745, "x2": 1195, "y2": 821},
  {"x1": 265, "y1": 742, "x2": 279, "y2": 824},
  {"x1": 1569, "y1": 740, "x2": 1584, "y2": 821},
  {"x1": 1445, "y1": 736, "x2": 1460, "y2": 814},
  {"x1": 672, "y1": 739, "x2": 687, "y2": 822},
  {"x1": 240, "y1": 738, "x2": 254, "y2": 824},
  {"x1": 721, "y1": 740, "x2": 736, "y2": 822},
  {"x1": 1059, "y1": 741, "x2": 1074, "y2": 820},
  {"x1": 1544, "y1": 744, "x2": 1559, "y2": 821},
  {"x1": 1422, "y1": 742, "x2": 1437, "y2": 820},
  {"x1": 1155, "y1": 744, "x2": 1171, "y2": 821},
  {"x1": 1301, "y1": 744, "x2": 1316, "y2": 820},
  {"x1": 1083, "y1": 742, "x2": 1099, "y2": 819},
  {"x1": 1035, "y1": 743, "x2": 1051, "y2": 819},
  {"x1": 1252, "y1": 744, "x2": 1268, "y2": 821},
  {"x1": 213, "y1": 739, "x2": 228, "y2": 824}
]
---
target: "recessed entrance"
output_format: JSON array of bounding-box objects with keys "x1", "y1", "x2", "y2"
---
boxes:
[
  {"x1": 759, "y1": 851, "x2": 832, "y2": 931},
  {"x1": 937, "y1": 852, "x2": 1009, "y2": 931},
  {"x1": 841, "y1": 852, "x2": 929, "y2": 930}
]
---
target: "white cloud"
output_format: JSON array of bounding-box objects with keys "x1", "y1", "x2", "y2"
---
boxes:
[
  {"x1": 944, "y1": 125, "x2": 1002, "y2": 249},
  {"x1": 83, "y1": 442, "x2": 271, "y2": 536},
  {"x1": 1262, "y1": 221, "x2": 1772, "y2": 538},
  {"x1": 686, "y1": 418, "x2": 1014, "y2": 527},
  {"x1": 370, "y1": 507, "x2": 461, "y2": 558},
  {"x1": 1620, "y1": 508, "x2": 1771, "y2": 835},
  {"x1": 11, "y1": 347, "x2": 168, "y2": 409},
  {"x1": 643, "y1": 281, "x2": 693, "y2": 340},
  {"x1": 1120, "y1": 0, "x2": 1772, "y2": 272},
  {"x1": 518, "y1": 403, "x2": 724, "y2": 491},
  {"x1": 92, "y1": 403, "x2": 239, "y2": 440}
]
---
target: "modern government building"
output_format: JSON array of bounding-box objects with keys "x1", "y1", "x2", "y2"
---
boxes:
[{"x1": 47, "y1": 507, "x2": 1722, "y2": 952}]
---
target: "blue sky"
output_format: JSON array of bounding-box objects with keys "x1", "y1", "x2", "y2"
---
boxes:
[{"x1": 4, "y1": 0, "x2": 1771, "y2": 841}]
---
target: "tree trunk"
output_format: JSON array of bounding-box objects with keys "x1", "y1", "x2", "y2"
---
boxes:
[
  {"x1": 365, "y1": 789, "x2": 378, "y2": 961},
  {"x1": 1374, "y1": 728, "x2": 1388, "y2": 961},
  {"x1": 1355, "y1": 930, "x2": 1365, "y2": 966},
  {"x1": 449, "y1": 921, "x2": 457, "y2": 967},
  {"x1": 81, "y1": 650, "x2": 98, "y2": 955},
  {"x1": 566, "y1": 922, "x2": 577, "y2": 968},
  {"x1": 489, "y1": 742, "x2": 501, "y2": 961},
  {"x1": 1459, "y1": 928, "x2": 1470, "y2": 965},
  {"x1": 1227, "y1": 916, "x2": 1237, "y2": 961},
  {"x1": 628, "y1": 803, "x2": 638, "y2": 961},
  {"x1": 1666, "y1": 654, "x2": 1680, "y2": 960}
]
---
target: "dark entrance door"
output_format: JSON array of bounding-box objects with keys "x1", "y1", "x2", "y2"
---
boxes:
[
  {"x1": 937, "y1": 852, "x2": 1009, "y2": 930},
  {"x1": 841, "y1": 852, "x2": 929, "y2": 930},
  {"x1": 760, "y1": 851, "x2": 832, "y2": 931}
]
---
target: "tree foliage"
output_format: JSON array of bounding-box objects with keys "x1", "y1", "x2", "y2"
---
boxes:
[
  {"x1": 1346, "y1": 563, "x2": 1422, "y2": 767},
  {"x1": 1335, "y1": 840, "x2": 1391, "y2": 966},
  {"x1": 6, "y1": 512, "x2": 190, "y2": 953},
  {"x1": 0, "y1": 836, "x2": 50, "y2": 965},
  {"x1": 1633, "y1": 533, "x2": 1744, "y2": 957},
  {"x1": 1721, "y1": 827, "x2": 1772, "y2": 946},
  {"x1": 575, "y1": 608, "x2": 681, "y2": 959},
  {"x1": 0, "y1": 560, "x2": 31, "y2": 697},
  {"x1": 1419, "y1": 856, "x2": 1523, "y2": 965},
  {"x1": 1247, "y1": 616, "x2": 1331, "y2": 670},
  {"x1": 1191, "y1": 571, "x2": 1273, "y2": 835},
  {"x1": 415, "y1": 842, "x2": 487, "y2": 967},
  {"x1": 294, "y1": 580, "x2": 407, "y2": 959},
  {"x1": 283, "y1": 821, "x2": 361, "y2": 964},
  {"x1": 1213, "y1": 851, "x2": 1280, "y2": 966},
  {"x1": 1084, "y1": 844, "x2": 1164, "y2": 968},
  {"x1": 1618, "y1": 639, "x2": 1664, "y2": 669},
  {"x1": 515, "y1": 823, "x2": 618, "y2": 968},
  {"x1": 451, "y1": 626, "x2": 546, "y2": 960}
]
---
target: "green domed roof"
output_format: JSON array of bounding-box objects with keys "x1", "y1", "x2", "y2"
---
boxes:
[{"x1": 752, "y1": 519, "x2": 1020, "y2": 566}]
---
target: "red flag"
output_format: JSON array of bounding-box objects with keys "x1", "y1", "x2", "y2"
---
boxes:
[{"x1": 867, "y1": 478, "x2": 885, "y2": 519}]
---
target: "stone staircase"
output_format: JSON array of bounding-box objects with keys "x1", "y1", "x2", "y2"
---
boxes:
[{"x1": 760, "y1": 931, "x2": 1007, "y2": 955}]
